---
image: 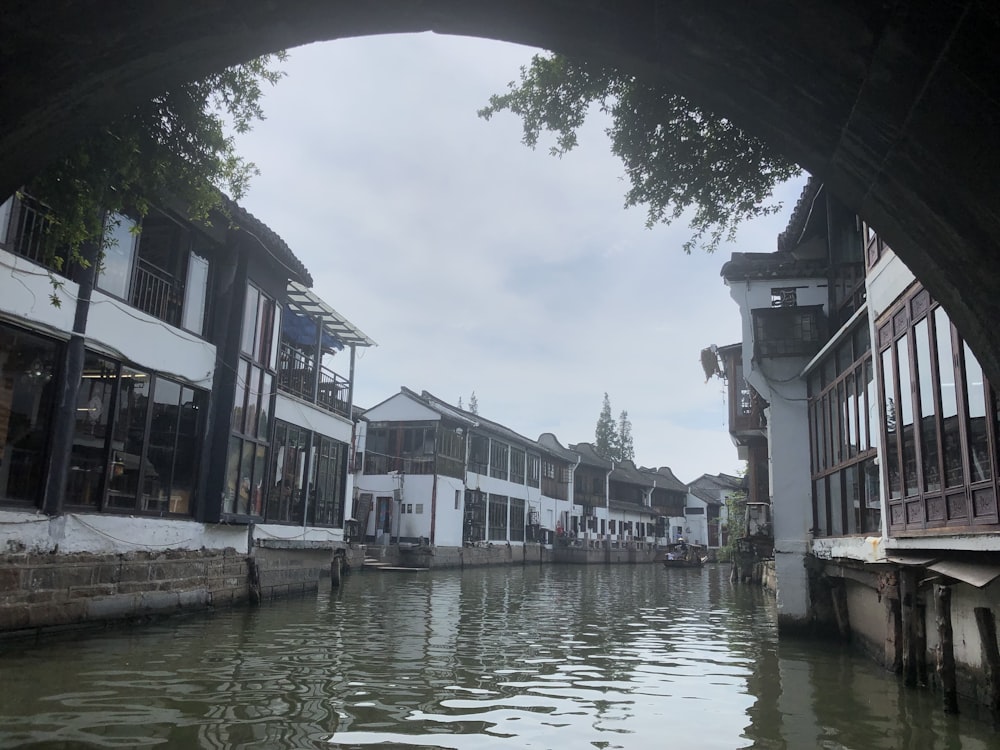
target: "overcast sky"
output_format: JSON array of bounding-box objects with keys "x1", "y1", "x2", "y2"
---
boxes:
[{"x1": 231, "y1": 33, "x2": 806, "y2": 484}]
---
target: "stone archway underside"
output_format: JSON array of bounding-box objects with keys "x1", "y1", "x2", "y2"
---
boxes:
[{"x1": 2, "y1": 1, "x2": 998, "y2": 379}]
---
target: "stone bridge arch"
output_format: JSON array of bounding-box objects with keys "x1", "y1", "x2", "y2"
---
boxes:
[{"x1": 2, "y1": 1, "x2": 998, "y2": 378}]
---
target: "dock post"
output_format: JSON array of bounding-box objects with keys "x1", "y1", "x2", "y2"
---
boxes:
[{"x1": 935, "y1": 585, "x2": 958, "y2": 714}]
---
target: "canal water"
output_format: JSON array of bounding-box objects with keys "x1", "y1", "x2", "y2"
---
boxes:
[{"x1": 1, "y1": 564, "x2": 996, "y2": 749}]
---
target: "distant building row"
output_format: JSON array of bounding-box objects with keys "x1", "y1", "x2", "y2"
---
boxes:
[{"x1": 353, "y1": 387, "x2": 740, "y2": 551}]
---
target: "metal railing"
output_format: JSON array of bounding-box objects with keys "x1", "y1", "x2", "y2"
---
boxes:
[
  {"x1": 5, "y1": 195, "x2": 61, "y2": 271},
  {"x1": 277, "y1": 341, "x2": 351, "y2": 417},
  {"x1": 131, "y1": 256, "x2": 183, "y2": 326}
]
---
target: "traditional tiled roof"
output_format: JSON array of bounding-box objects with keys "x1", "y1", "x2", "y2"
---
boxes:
[
  {"x1": 687, "y1": 472, "x2": 745, "y2": 506},
  {"x1": 570, "y1": 442, "x2": 614, "y2": 470},
  {"x1": 537, "y1": 433, "x2": 578, "y2": 462},
  {"x1": 641, "y1": 466, "x2": 688, "y2": 493},
  {"x1": 777, "y1": 176, "x2": 823, "y2": 253},
  {"x1": 418, "y1": 389, "x2": 542, "y2": 452},
  {"x1": 225, "y1": 197, "x2": 313, "y2": 287},
  {"x1": 720, "y1": 249, "x2": 826, "y2": 281},
  {"x1": 611, "y1": 460, "x2": 654, "y2": 488}
]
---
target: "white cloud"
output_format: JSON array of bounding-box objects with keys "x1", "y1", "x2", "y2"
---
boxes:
[{"x1": 234, "y1": 33, "x2": 805, "y2": 482}]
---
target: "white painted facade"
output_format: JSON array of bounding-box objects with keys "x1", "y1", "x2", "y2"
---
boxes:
[
  {"x1": 0, "y1": 247, "x2": 217, "y2": 388},
  {"x1": 728, "y1": 273, "x2": 827, "y2": 625}
]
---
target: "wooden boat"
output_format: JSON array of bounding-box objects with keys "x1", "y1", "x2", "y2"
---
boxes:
[{"x1": 662, "y1": 542, "x2": 707, "y2": 568}]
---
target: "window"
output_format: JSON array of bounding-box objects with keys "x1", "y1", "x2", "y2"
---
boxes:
[
  {"x1": 437, "y1": 427, "x2": 465, "y2": 479},
  {"x1": 685, "y1": 507, "x2": 705, "y2": 515},
  {"x1": 488, "y1": 494, "x2": 508, "y2": 541},
  {"x1": 65, "y1": 365, "x2": 206, "y2": 516},
  {"x1": 310, "y1": 434, "x2": 346, "y2": 526},
  {"x1": 526, "y1": 454, "x2": 540, "y2": 488},
  {"x1": 0, "y1": 324, "x2": 59, "y2": 504},
  {"x1": 98, "y1": 214, "x2": 138, "y2": 300},
  {"x1": 224, "y1": 283, "x2": 279, "y2": 517},
  {"x1": 181, "y1": 251, "x2": 210, "y2": 335},
  {"x1": 808, "y1": 316, "x2": 877, "y2": 536},
  {"x1": 510, "y1": 447, "x2": 525, "y2": 484},
  {"x1": 509, "y1": 497, "x2": 525, "y2": 541},
  {"x1": 753, "y1": 305, "x2": 825, "y2": 358},
  {"x1": 489, "y1": 440, "x2": 509, "y2": 480},
  {"x1": 878, "y1": 285, "x2": 999, "y2": 533},
  {"x1": 266, "y1": 421, "x2": 307, "y2": 523},
  {"x1": 468, "y1": 434, "x2": 488, "y2": 474}
]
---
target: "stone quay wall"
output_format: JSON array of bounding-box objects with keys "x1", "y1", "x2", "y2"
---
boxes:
[{"x1": 0, "y1": 548, "x2": 249, "y2": 634}]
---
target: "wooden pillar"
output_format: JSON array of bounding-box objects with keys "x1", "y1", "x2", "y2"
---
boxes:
[
  {"x1": 935, "y1": 585, "x2": 959, "y2": 714},
  {"x1": 831, "y1": 578, "x2": 851, "y2": 642},
  {"x1": 899, "y1": 568, "x2": 918, "y2": 687},
  {"x1": 974, "y1": 607, "x2": 1000, "y2": 719},
  {"x1": 916, "y1": 604, "x2": 929, "y2": 686},
  {"x1": 330, "y1": 554, "x2": 343, "y2": 588},
  {"x1": 887, "y1": 597, "x2": 903, "y2": 674}
]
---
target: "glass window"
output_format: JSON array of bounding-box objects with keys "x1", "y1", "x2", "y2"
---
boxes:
[
  {"x1": 143, "y1": 378, "x2": 182, "y2": 513},
  {"x1": 896, "y1": 335, "x2": 917, "y2": 497},
  {"x1": 66, "y1": 355, "x2": 117, "y2": 507},
  {"x1": 107, "y1": 368, "x2": 151, "y2": 510},
  {"x1": 964, "y1": 343, "x2": 991, "y2": 483},
  {"x1": 935, "y1": 308, "x2": 963, "y2": 488},
  {"x1": 527, "y1": 454, "x2": 540, "y2": 488},
  {"x1": 241, "y1": 286, "x2": 259, "y2": 356},
  {"x1": 881, "y1": 348, "x2": 901, "y2": 500},
  {"x1": 223, "y1": 436, "x2": 242, "y2": 515},
  {"x1": 98, "y1": 214, "x2": 137, "y2": 299},
  {"x1": 913, "y1": 319, "x2": 940, "y2": 492},
  {"x1": 181, "y1": 252, "x2": 209, "y2": 335},
  {"x1": 309, "y1": 435, "x2": 345, "y2": 527},
  {"x1": 0, "y1": 326, "x2": 59, "y2": 504}
]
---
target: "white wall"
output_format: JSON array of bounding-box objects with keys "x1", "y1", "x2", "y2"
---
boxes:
[
  {"x1": 363, "y1": 392, "x2": 441, "y2": 422},
  {"x1": 397, "y1": 474, "x2": 434, "y2": 540},
  {"x1": 434, "y1": 474, "x2": 466, "y2": 547},
  {"x1": 683, "y1": 494, "x2": 709, "y2": 546},
  {"x1": 0, "y1": 248, "x2": 216, "y2": 388},
  {"x1": 275, "y1": 393, "x2": 353, "y2": 443},
  {"x1": 0, "y1": 509, "x2": 247, "y2": 554},
  {"x1": 730, "y1": 276, "x2": 824, "y2": 627}
]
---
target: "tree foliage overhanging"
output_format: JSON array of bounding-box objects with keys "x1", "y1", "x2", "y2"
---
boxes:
[
  {"x1": 478, "y1": 53, "x2": 802, "y2": 253},
  {"x1": 29, "y1": 53, "x2": 287, "y2": 264}
]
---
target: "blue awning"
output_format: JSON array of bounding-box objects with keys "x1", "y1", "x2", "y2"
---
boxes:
[{"x1": 282, "y1": 304, "x2": 345, "y2": 352}]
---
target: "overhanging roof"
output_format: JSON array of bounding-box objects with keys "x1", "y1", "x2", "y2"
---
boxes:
[
  {"x1": 286, "y1": 280, "x2": 375, "y2": 348},
  {"x1": 883, "y1": 554, "x2": 1000, "y2": 588}
]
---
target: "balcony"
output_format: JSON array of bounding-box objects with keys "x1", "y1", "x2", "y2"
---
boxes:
[
  {"x1": 131, "y1": 256, "x2": 183, "y2": 327},
  {"x1": 3, "y1": 194, "x2": 62, "y2": 271},
  {"x1": 277, "y1": 341, "x2": 350, "y2": 418}
]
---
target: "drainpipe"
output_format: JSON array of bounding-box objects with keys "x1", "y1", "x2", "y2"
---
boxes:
[
  {"x1": 342, "y1": 343, "x2": 356, "y2": 526},
  {"x1": 605, "y1": 460, "x2": 614, "y2": 543},
  {"x1": 570, "y1": 453, "x2": 581, "y2": 537},
  {"x1": 43, "y1": 240, "x2": 99, "y2": 515}
]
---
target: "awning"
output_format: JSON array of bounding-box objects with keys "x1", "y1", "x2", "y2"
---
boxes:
[
  {"x1": 882, "y1": 554, "x2": 1000, "y2": 588},
  {"x1": 884, "y1": 554, "x2": 938, "y2": 567},
  {"x1": 927, "y1": 560, "x2": 1000, "y2": 588},
  {"x1": 286, "y1": 280, "x2": 376, "y2": 348}
]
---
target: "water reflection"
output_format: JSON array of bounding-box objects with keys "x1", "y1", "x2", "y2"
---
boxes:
[{"x1": 0, "y1": 565, "x2": 995, "y2": 749}]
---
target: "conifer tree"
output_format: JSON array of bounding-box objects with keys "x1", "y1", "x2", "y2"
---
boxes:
[
  {"x1": 469, "y1": 392, "x2": 479, "y2": 415},
  {"x1": 617, "y1": 410, "x2": 635, "y2": 462},
  {"x1": 595, "y1": 393, "x2": 617, "y2": 458}
]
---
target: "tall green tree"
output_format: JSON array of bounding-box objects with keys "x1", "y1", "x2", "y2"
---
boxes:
[
  {"x1": 595, "y1": 393, "x2": 617, "y2": 458},
  {"x1": 617, "y1": 410, "x2": 635, "y2": 462},
  {"x1": 479, "y1": 53, "x2": 801, "y2": 253},
  {"x1": 469, "y1": 392, "x2": 479, "y2": 415},
  {"x1": 30, "y1": 52, "x2": 287, "y2": 265}
]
